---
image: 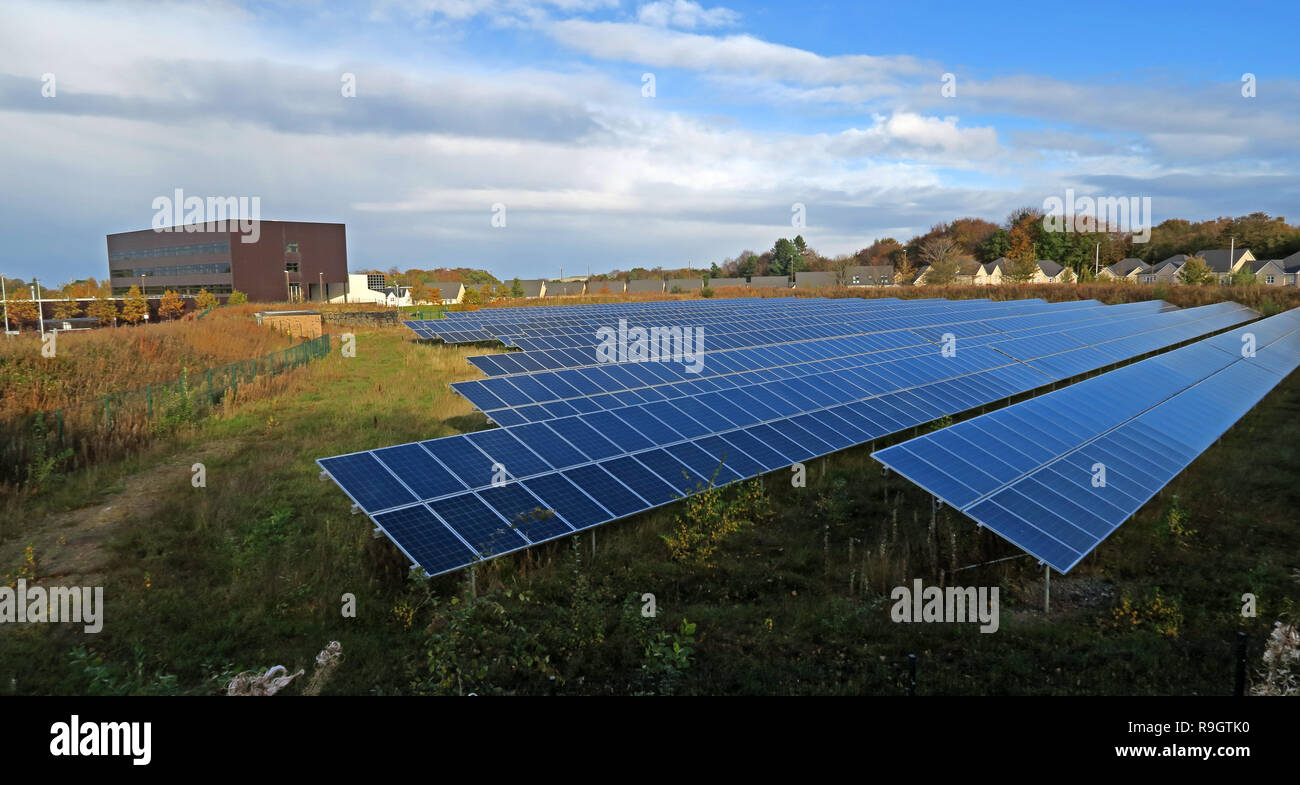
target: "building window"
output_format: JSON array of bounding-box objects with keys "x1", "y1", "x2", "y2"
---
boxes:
[
  {"x1": 285, "y1": 242, "x2": 299, "y2": 253},
  {"x1": 1266, "y1": 275, "x2": 1274, "y2": 284},
  {"x1": 285, "y1": 262, "x2": 300, "y2": 272}
]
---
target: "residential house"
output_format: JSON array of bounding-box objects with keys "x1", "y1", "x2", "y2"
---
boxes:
[
  {"x1": 1281, "y1": 250, "x2": 1300, "y2": 285},
  {"x1": 1195, "y1": 248, "x2": 1254, "y2": 283},
  {"x1": 424, "y1": 281, "x2": 465, "y2": 305},
  {"x1": 792, "y1": 271, "x2": 836, "y2": 288},
  {"x1": 518, "y1": 279, "x2": 546, "y2": 298},
  {"x1": 1100, "y1": 258, "x2": 1149, "y2": 282},
  {"x1": 748, "y1": 275, "x2": 791, "y2": 288},
  {"x1": 848, "y1": 265, "x2": 894, "y2": 286},
  {"x1": 1246, "y1": 259, "x2": 1286, "y2": 286},
  {"x1": 666, "y1": 278, "x2": 704, "y2": 293},
  {"x1": 548, "y1": 281, "x2": 586, "y2": 296},
  {"x1": 706, "y1": 277, "x2": 746, "y2": 288},
  {"x1": 627, "y1": 279, "x2": 665, "y2": 293},
  {"x1": 1140, "y1": 255, "x2": 1188, "y2": 284},
  {"x1": 588, "y1": 279, "x2": 625, "y2": 294}
]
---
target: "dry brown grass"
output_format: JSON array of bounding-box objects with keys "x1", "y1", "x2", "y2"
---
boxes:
[{"x1": 0, "y1": 308, "x2": 297, "y2": 418}]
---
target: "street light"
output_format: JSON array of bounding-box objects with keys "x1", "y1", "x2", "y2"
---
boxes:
[{"x1": 319, "y1": 271, "x2": 324, "y2": 302}]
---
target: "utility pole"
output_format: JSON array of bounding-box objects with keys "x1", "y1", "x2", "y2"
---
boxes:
[
  {"x1": 1, "y1": 275, "x2": 9, "y2": 333},
  {"x1": 1094, "y1": 242, "x2": 1100, "y2": 277},
  {"x1": 32, "y1": 279, "x2": 45, "y2": 340}
]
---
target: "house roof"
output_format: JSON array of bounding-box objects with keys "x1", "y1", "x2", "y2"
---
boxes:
[
  {"x1": 1194, "y1": 248, "x2": 1251, "y2": 273},
  {"x1": 1107, "y1": 258, "x2": 1148, "y2": 276},
  {"x1": 666, "y1": 278, "x2": 703, "y2": 291},
  {"x1": 1279, "y1": 250, "x2": 1300, "y2": 273},
  {"x1": 748, "y1": 275, "x2": 790, "y2": 287},
  {"x1": 518, "y1": 279, "x2": 545, "y2": 297},
  {"x1": 707, "y1": 277, "x2": 745, "y2": 287},
  {"x1": 589, "y1": 279, "x2": 625, "y2": 293},
  {"x1": 793, "y1": 271, "x2": 836, "y2": 287},
  {"x1": 1037, "y1": 260, "x2": 1064, "y2": 277},
  {"x1": 1155, "y1": 254, "x2": 1188, "y2": 270},
  {"x1": 849, "y1": 265, "x2": 893, "y2": 284},
  {"x1": 1246, "y1": 259, "x2": 1283, "y2": 273},
  {"x1": 627, "y1": 279, "x2": 665, "y2": 293},
  {"x1": 548, "y1": 282, "x2": 586, "y2": 295}
]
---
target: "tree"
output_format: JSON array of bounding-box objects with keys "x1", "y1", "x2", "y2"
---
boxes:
[
  {"x1": 462, "y1": 286, "x2": 483, "y2": 306},
  {"x1": 511, "y1": 278, "x2": 524, "y2": 298},
  {"x1": 429, "y1": 287, "x2": 443, "y2": 304},
  {"x1": 1227, "y1": 266, "x2": 1257, "y2": 286},
  {"x1": 1003, "y1": 222, "x2": 1039, "y2": 283},
  {"x1": 894, "y1": 250, "x2": 917, "y2": 285},
  {"x1": 827, "y1": 254, "x2": 856, "y2": 287},
  {"x1": 918, "y1": 238, "x2": 963, "y2": 285},
  {"x1": 53, "y1": 299, "x2": 82, "y2": 319},
  {"x1": 1178, "y1": 255, "x2": 1214, "y2": 285},
  {"x1": 159, "y1": 290, "x2": 185, "y2": 320},
  {"x1": 87, "y1": 296, "x2": 117, "y2": 325},
  {"x1": 196, "y1": 289, "x2": 218, "y2": 310},
  {"x1": 228, "y1": 290, "x2": 248, "y2": 304},
  {"x1": 977, "y1": 228, "x2": 1011, "y2": 262},
  {"x1": 121, "y1": 285, "x2": 148, "y2": 324},
  {"x1": 6, "y1": 288, "x2": 39, "y2": 326},
  {"x1": 769, "y1": 238, "x2": 802, "y2": 276},
  {"x1": 1059, "y1": 267, "x2": 1076, "y2": 284}
]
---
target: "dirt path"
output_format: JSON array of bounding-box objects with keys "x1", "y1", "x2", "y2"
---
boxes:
[{"x1": 5, "y1": 440, "x2": 244, "y2": 587}]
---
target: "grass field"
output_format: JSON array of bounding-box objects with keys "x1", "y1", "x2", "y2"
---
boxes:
[{"x1": 1, "y1": 295, "x2": 1297, "y2": 696}]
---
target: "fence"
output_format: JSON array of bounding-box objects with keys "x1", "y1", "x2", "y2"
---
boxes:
[{"x1": 2, "y1": 333, "x2": 331, "y2": 489}]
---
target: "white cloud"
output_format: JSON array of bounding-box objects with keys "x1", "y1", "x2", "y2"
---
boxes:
[{"x1": 636, "y1": 1, "x2": 740, "y2": 29}]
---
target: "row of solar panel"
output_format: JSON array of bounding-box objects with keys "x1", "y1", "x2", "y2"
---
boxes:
[
  {"x1": 460, "y1": 298, "x2": 1106, "y2": 376},
  {"x1": 414, "y1": 297, "x2": 979, "y2": 345},
  {"x1": 454, "y1": 302, "x2": 1247, "y2": 424},
  {"x1": 416, "y1": 297, "x2": 886, "y2": 342},
  {"x1": 320, "y1": 304, "x2": 1260, "y2": 576},
  {"x1": 874, "y1": 308, "x2": 1300, "y2": 573}
]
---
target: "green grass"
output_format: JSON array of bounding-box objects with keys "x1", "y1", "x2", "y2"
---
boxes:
[{"x1": 2, "y1": 324, "x2": 1297, "y2": 695}]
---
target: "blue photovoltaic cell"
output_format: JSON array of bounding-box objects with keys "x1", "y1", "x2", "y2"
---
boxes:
[
  {"x1": 693, "y1": 434, "x2": 766, "y2": 479},
  {"x1": 562, "y1": 464, "x2": 651, "y2": 517},
  {"x1": 508, "y1": 422, "x2": 589, "y2": 469},
  {"x1": 372, "y1": 444, "x2": 466, "y2": 500},
  {"x1": 374, "y1": 505, "x2": 477, "y2": 575},
  {"x1": 522, "y1": 473, "x2": 611, "y2": 530},
  {"x1": 634, "y1": 448, "x2": 708, "y2": 494},
  {"x1": 545, "y1": 416, "x2": 623, "y2": 460},
  {"x1": 421, "y1": 437, "x2": 498, "y2": 489},
  {"x1": 428, "y1": 493, "x2": 528, "y2": 556},
  {"x1": 598, "y1": 455, "x2": 682, "y2": 504},
  {"x1": 465, "y1": 429, "x2": 551, "y2": 478},
  {"x1": 319, "y1": 453, "x2": 416, "y2": 513},
  {"x1": 665, "y1": 441, "x2": 745, "y2": 486},
  {"x1": 477, "y1": 482, "x2": 574, "y2": 542},
  {"x1": 579, "y1": 410, "x2": 656, "y2": 452}
]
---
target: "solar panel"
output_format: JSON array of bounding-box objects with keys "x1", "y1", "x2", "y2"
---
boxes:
[
  {"x1": 874, "y1": 308, "x2": 1300, "y2": 572},
  {"x1": 320, "y1": 298, "x2": 1261, "y2": 577}
]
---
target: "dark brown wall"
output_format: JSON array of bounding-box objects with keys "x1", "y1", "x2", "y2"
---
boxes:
[
  {"x1": 230, "y1": 222, "x2": 348, "y2": 302},
  {"x1": 106, "y1": 221, "x2": 347, "y2": 302}
]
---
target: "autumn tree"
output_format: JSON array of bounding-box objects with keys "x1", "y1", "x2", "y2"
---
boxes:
[
  {"x1": 228, "y1": 290, "x2": 248, "y2": 304},
  {"x1": 87, "y1": 296, "x2": 117, "y2": 325},
  {"x1": 429, "y1": 287, "x2": 443, "y2": 304},
  {"x1": 1004, "y1": 222, "x2": 1039, "y2": 283},
  {"x1": 918, "y1": 238, "x2": 962, "y2": 285},
  {"x1": 6, "y1": 288, "x2": 39, "y2": 326},
  {"x1": 121, "y1": 285, "x2": 148, "y2": 324},
  {"x1": 53, "y1": 299, "x2": 82, "y2": 319},
  {"x1": 196, "y1": 289, "x2": 218, "y2": 309},
  {"x1": 1178, "y1": 255, "x2": 1214, "y2": 285},
  {"x1": 827, "y1": 254, "x2": 856, "y2": 287},
  {"x1": 159, "y1": 290, "x2": 185, "y2": 320},
  {"x1": 462, "y1": 286, "x2": 483, "y2": 306},
  {"x1": 894, "y1": 250, "x2": 917, "y2": 285}
]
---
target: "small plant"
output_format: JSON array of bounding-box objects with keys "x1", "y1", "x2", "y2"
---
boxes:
[
  {"x1": 663, "y1": 476, "x2": 770, "y2": 567},
  {"x1": 1109, "y1": 587, "x2": 1183, "y2": 638},
  {"x1": 1160, "y1": 494, "x2": 1196, "y2": 544},
  {"x1": 24, "y1": 412, "x2": 73, "y2": 490},
  {"x1": 640, "y1": 618, "x2": 696, "y2": 695},
  {"x1": 1252, "y1": 621, "x2": 1300, "y2": 696}
]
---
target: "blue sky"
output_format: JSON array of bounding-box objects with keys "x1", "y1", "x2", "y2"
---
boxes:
[{"x1": 1, "y1": 0, "x2": 1297, "y2": 283}]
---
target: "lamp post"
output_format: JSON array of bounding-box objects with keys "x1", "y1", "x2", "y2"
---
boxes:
[
  {"x1": 319, "y1": 271, "x2": 324, "y2": 302},
  {"x1": 285, "y1": 268, "x2": 291, "y2": 302},
  {"x1": 2, "y1": 275, "x2": 10, "y2": 333}
]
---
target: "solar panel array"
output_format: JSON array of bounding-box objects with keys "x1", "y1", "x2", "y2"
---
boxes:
[
  {"x1": 320, "y1": 296, "x2": 1257, "y2": 577},
  {"x1": 873, "y1": 307, "x2": 1300, "y2": 573}
]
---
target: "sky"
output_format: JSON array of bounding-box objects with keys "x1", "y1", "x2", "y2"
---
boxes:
[{"x1": 1, "y1": 0, "x2": 1298, "y2": 283}]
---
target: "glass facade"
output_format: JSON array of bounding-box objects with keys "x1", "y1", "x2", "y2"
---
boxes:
[
  {"x1": 110, "y1": 262, "x2": 232, "y2": 278},
  {"x1": 108, "y1": 241, "x2": 228, "y2": 262},
  {"x1": 111, "y1": 284, "x2": 234, "y2": 296}
]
